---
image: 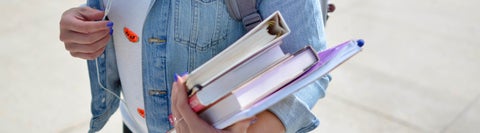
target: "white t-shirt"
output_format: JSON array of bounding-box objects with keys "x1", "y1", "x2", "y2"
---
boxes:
[{"x1": 105, "y1": 0, "x2": 152, "y2": 132}]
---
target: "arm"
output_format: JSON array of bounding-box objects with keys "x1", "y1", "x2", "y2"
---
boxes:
[
  {"x1": 59, "y1": 1, "x2": 119, "y2": 132},
  {"x1": 170, "y1": 1, "x2": 329, "y2": 132},
  {"x1": 247, "y1": 110, "x2": 286, "y2": 133},
  {"x1": 258, "y1": 0, "x2": 331, "y2": 132}
]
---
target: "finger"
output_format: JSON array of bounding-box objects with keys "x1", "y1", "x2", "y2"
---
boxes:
[
  {"x1": 65, "y1": 29, "x2": 110, "y2": 53},
  {"x1": 60, "y1": 7, "x2": 110, "y2": 34},
  {"x1": 174, "y1": 75, "x2": 193, "y2": 114},
  {"x1": 224, "y1": 117, "x2": 256, "y2": 133},
  {"x1": 171, "y1": 74, "x2": 188, "y2": 110},
  {"x1": 173, "y1": 75, "x2": 215, "y2": 131},
  {"x1": 60, "y1": 27, "x2": 110, "y2": 44},
  {"x1": 64, "y1": 33, "x2": 110, "y2": 53},
  {"x1": 174, "y1": 75, "x2": 189, "y2": 107},
  {"x1": 66, "y1": 19, "x2": 110, "y2": 34},
  {"x1": 171, "y1": 77, "x2": 192, "y2": 133},
  {"x1": 61, "y1": 28, "x2": 110, "y2": 45},
  {"x1": 171, "y1": 74, "x2": 186, "y2": 119},
  {"x1": 77, "y1": 6, "x2": 106, "y2": 21},
  {"x1": 171, "y1": 76, "x2": 182, "y2": 122},
  {"x1": 70, "y1": 47, "x2": 105, "y2": 60}
]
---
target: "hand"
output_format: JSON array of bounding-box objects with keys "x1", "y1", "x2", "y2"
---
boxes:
[
  {"x1": 59, "y1": 6, "x2": 113, "y2": 60},
  {"x1": 171, "y1": 74, "x2": 256, "y2": 133}
]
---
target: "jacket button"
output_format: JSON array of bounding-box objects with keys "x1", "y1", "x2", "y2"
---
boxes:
[
  {"x1": 149, "y1": 90, "x2": 167, "y2": 95},
  {"x1": 148, "y1": 38, "x2": 166, "y2": 43}
]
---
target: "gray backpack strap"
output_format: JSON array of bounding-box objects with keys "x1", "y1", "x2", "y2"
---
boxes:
[
  {"x1": 320, "y1": 0, "x2": 328, "y2": 25},
  {"x1": 226, "y1": 0, "x2": 262, "y2": 31}
]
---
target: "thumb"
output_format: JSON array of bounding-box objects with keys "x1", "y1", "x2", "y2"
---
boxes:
[
  {"x1": 224, "y1": 117, "x2": 257, "y2": 133},
  {"x1": 78, "y1": 6, "x2": 106, "y2": 21}
]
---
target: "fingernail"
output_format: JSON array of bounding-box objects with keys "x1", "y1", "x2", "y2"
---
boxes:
[
  {"x1": 168, "y1": 114, "x2": 175, "y2": 125},
  {"x1": 174, "y1": 73, "x2": 179, "y2": 82},
  {"x1": 106, "y1": 21, "x2": 114, "y2": 27},
  {"x1": 250, "y1": 117, "x2": 258, "y2": 125},
  {"x1": 109, "y1": 28, "x2": 113, "y2": 35}
]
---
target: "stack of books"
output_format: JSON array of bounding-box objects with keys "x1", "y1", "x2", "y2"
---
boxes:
[{"x1": 178, "y1": 11, "x2": 364, "y2": 129}]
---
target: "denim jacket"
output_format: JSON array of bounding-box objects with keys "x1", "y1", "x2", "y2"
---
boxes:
[{"x1": 85, "y1": 0, "x2": 330, "y2": 133}]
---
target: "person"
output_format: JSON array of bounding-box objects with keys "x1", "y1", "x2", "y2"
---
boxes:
[{"x1": 59, "y1": 0, "x2": 331, "y2": 133}]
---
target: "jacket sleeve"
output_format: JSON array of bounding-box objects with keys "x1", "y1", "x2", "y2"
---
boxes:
[
  {"x1": 85, "y1": 0, "x2": 122, "y2": 132},
  {"x1": 258, "y1": 0, "x2": 332, "y2": 132},
  {"x1": 86, "y1": 40, "x2": 122, "y2": 133}
]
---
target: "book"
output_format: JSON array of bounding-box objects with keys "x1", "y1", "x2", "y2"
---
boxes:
[
  {"x1": 167, "y1": 10, "x2": 364, "y2": 133},
  {"x1": 210, "y1": 39, "x2": 364, "y2": 129},
  {"x1": 186, "y1": 12, "x2": 290, "y2": 111},
  {"x1": 197, "y1": 46, "x2": 319, "y2": 124},
  {"x1": 188, "y1": 43, "x2": 286, "y2": 112},
  {"x1": 186, "y1": 11, "x2": 290, "y2": 98}
]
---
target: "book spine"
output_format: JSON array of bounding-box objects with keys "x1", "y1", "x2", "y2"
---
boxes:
[{"x1": 188, "y1": 94, "x2": 206, "y2": 112}]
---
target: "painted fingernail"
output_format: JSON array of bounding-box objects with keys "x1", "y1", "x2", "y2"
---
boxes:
[
  {"x1": 168, "y1": 114, "x2": 175, "y2": 125},
  {"x1": 174, "y1": 73, "x2": 179, "y2": 82},
  {"x1": 106, "y1": 21, "x2": 114, "y2": 27},
  {"x1": 250, "y1": 117, "x2": 258, "y2": 125}
]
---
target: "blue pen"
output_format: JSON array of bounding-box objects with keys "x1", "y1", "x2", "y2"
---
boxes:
[{"x1": 356, "y1": 39, "x2": 365, "y2": 47}]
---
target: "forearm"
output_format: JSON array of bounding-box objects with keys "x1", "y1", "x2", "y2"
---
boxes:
[
  {"x1": 247, "y1": 110, "x2": 286, "y2": 133},
  {"x1": 246, "y1": 79, "x2": 329, "y2": 133}
]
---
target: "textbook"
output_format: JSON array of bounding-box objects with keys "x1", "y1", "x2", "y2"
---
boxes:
[
  {"x1": 188, "y1": 44, "x2": 285, "y2": 112},
  {"x1": 197, "y1": 46, "x2": 319, "y2": 124},
  {"x1": 211, "y1": 39, "x2": 364, "y2": 129},
  {"x1": 185, "y1": 11, "x2": 290, "y2": 108}
]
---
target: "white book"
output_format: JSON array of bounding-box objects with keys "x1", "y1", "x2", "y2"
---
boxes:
[
  {"x1": 188, "y1": 43, "x2": 286, "y2": 112},
  {"x1": 199, "y1": 46, "x2": 319, "y2": 124},
  {"x1": 185, "y1": 11, "x2": 290, "y2": 98}
]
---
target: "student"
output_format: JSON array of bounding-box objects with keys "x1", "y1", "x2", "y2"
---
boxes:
[{"x1": 59, "y1": 0, "x2": 330, "y2": 132}]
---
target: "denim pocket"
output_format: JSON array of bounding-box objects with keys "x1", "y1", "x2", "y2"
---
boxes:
[{"x1": 173, "y1": 0, "x2": 232, "y2": 51}]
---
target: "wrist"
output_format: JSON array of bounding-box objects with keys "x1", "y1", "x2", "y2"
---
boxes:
[{"x1": 247, "y1": 110, "x2": 285, "y2": 133}]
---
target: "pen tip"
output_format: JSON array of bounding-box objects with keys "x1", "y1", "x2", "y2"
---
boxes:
[{"x1": 356, "y1": 39, "x2": 365, "y2": 47}]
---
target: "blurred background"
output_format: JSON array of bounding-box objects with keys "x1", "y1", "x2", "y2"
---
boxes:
[{"x1": 1, "y1": 0, "x2": 479, "y2": 132}]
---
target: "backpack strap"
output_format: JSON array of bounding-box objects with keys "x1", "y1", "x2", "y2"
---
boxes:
[{"x1": 226, "y1": 0, "x2": 262, "y2": 31}]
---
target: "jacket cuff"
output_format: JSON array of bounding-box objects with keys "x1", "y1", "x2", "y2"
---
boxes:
[
  {"x1": 268, "y1": 75, "x2": 331, "y2": 133},
  {"x1": 268, "y1": 95, "x2": 319, "y2": 133}
]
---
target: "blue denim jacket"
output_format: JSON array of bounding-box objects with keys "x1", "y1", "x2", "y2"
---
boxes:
[{"x1": 86, "y1": 0, "x2": 330, "y2": 132}]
